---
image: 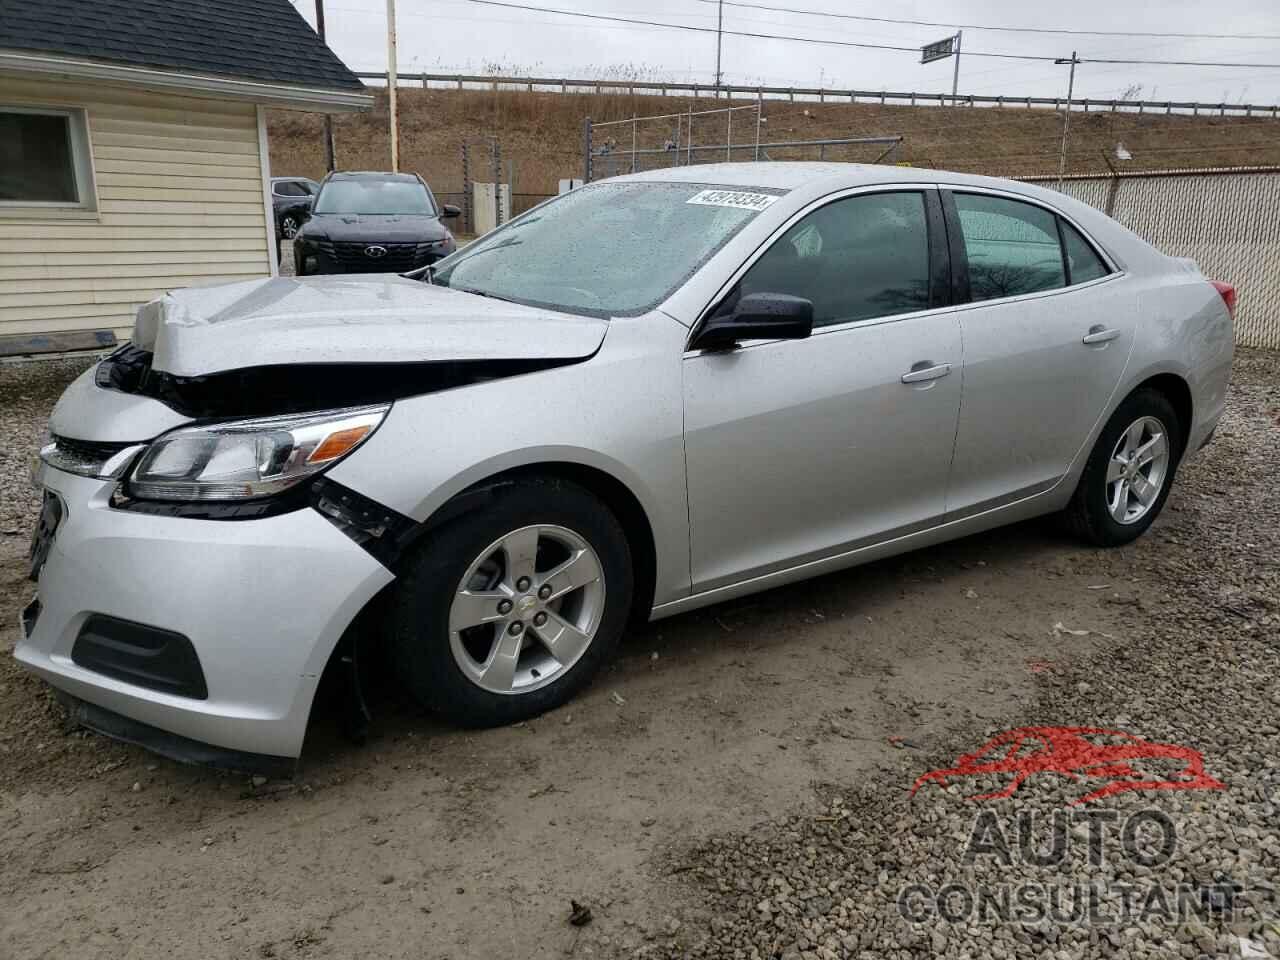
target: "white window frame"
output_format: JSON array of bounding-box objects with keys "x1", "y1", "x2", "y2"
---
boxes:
[{"x1": 0, "y1": 104, "x2": 98, "y2": 214}]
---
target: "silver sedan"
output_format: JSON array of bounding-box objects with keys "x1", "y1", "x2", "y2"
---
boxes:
[{"x1": 19, "y1": 163, "x2": 1234, "y2": 773}]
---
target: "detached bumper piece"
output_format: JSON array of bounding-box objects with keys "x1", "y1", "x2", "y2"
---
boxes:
[
  {"x1": 55, "y1": 691, "x2": 296, "y2": 779},
  {"x1": 72, "y1": 614, "x2": 209, "y2": 700}
]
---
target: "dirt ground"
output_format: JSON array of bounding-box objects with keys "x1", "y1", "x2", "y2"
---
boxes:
[{"x1": 1, "y1": 351, "x2": 1276, "y2": 960}]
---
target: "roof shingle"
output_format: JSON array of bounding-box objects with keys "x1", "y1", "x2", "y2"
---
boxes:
[{"x1": 0, "y1": 0, "x2": 365, "y2": 91}]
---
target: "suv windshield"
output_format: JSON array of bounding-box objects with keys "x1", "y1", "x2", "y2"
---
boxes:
[
  {"x1": 431, "y1": 181, "x2": 780, "y2": 317},
  {"x1": 314, "y1": 178, "x2": 437, "y2": 216}
]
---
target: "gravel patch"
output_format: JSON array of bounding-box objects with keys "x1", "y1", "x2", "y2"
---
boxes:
[{"x1": 606, "y1": 349, "x2": 1280, "y2": 960}]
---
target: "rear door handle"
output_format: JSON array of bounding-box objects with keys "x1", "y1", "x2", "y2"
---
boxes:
[
  {"x1": 1082, "y1": 326, "x2": 1121, "y2": 345},
  {"x1": 901, "y1": 361, "x2": 953, "y2": 384}
]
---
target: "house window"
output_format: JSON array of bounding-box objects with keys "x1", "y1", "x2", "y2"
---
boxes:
[{"x1": 0, "y1": 107, "x2": 97, "y2": 211}]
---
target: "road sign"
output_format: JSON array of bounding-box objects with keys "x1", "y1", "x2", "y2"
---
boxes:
[{"x1": 921, "y1": 35, "x2": 957, "y2": 64}]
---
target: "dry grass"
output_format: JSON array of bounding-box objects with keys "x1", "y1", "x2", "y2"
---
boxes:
[{"x1": 268, "y1": 87, "x2": 1280, "y2": 195}]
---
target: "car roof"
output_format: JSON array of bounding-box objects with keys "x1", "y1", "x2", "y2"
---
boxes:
[
  {"x1": 614, "y1": 161, "x2": 1151, "y2": 261},
  {"x1": 326, "y1": 171, "x2": 422, "y2": 182},
  {"x1": 619, "y1": 161, "x2": 1053, "y2": 196}
]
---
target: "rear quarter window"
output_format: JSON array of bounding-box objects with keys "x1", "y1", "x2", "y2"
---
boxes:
[{"x1": 1060, "y1": 220, "x2": 1112, "y2": 285}]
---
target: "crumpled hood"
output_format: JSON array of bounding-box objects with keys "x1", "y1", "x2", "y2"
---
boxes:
[{"x1": 133, "y1": 274, "x2": 608, "y2": 377}]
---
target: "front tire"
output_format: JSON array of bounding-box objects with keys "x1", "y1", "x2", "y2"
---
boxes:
[
  {"x1": 1064, "y1": 388, "x2": 1183, "y2": 546},
  {"x1": 389, "y1": 476, "x2": 633, "y2": 727}
]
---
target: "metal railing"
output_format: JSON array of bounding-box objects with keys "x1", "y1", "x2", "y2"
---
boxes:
[{"x1": 354, "y1": 71, "x2": 1280, "y2": 118}]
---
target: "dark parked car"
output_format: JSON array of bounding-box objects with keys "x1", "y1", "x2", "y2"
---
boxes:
[
  {"x1": 271, "y1": 176, "x2": 321, "y2": 240},
  {"x1": 293, "y1": 171, "x2": 459, "y2": 276}
]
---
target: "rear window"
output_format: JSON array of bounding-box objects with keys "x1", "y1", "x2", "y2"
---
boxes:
[{"x1": 954, "y1": 193, "x2": 1066, "y2": 302}]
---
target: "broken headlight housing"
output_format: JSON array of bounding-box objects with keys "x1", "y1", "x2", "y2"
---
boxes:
[{"x1": 127, "y1": 405, "x2": 389, "y2": 502}]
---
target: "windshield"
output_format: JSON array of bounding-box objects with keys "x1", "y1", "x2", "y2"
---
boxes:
[
  {"x1": 431, "y1": 182, "x2": 780, "y2": 317},
  {"x1": 314, "y1": 179, "x2": 437, "y2": 216}
]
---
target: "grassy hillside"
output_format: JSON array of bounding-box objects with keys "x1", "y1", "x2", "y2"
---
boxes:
[{"x1": 269, "y1": 87, "x2": 1280, "y2": 198}]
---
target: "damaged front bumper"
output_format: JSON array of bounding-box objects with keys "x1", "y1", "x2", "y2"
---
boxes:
[{"x1": 15, "y1": 463, "x2": 395, "y2": 770}]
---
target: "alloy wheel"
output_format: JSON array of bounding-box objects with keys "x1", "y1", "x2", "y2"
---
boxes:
[
  {"x1": 448, "y1": 524, "x2": 606, "y2": 695},
  {"x1": 281, "y1": 216, "x2": 299, "y2": 239},
  {"x1": 1106, "y1": 415, "x2": 1170, "y2": 524}
]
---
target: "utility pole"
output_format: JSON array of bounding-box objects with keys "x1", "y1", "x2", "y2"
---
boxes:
[
  {"x1": 315, "y1": 0, "x2": 336, "y2": 171},
  {"x1": 951, "y1": 30, "x2": 962, "y2": 106},
  {"x1": 386, "y1": 0, "x2": 400, "y2": 172},
  {"x1": 1055, "y1": 52, "x2": 1080, "y2": 185},
  {"x1": 714, "y1": 0, "x2": 724, "y2": 97}
]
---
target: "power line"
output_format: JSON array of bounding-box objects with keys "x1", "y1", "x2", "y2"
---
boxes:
[
  {"x1": 464, "y1": 0, "x2": 1280, "y2": 68},
  {"x1": 463, "y1": 0, "x2": 1050, "y2": 59},
  {"x1": 691, "y1": 0, "x2": 1280, "y2": 42}
]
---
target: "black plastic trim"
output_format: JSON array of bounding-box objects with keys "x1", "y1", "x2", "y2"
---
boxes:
[
  {"x1": 923, "y1": 189, "x2": 953, "y2": 308},
  {"x1": 72, "y1": 614, "x2": 208, "y2": 700},
  {"x1": 53, "y1": 690, "x2": 296, "y2": 778},
  {"x1": 310, "y1": 478, "x2": 418, "y2": 569},
  {"x1": 938, "y1": 189, "x2": 972, "y2": 305},
  {"x1": 1055, "y1": 214, "x2": 1074, "y2": 286}
]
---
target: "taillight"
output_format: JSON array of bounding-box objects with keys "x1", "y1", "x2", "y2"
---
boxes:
[{"x1": 1211, "y1": 280, "x2": 1237, "y2": 319}]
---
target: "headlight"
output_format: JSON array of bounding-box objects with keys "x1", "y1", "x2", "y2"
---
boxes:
[{"x1": 127, "y1": 405, "x2": 388, "y2": 502}]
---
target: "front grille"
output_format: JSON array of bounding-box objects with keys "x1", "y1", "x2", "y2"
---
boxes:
[
  {"x1": 51, "y1": 435, "x2": 134, "y2": 462},
  {"x1": 321, "y1": 240, "x2": 443, "y2": 273}
]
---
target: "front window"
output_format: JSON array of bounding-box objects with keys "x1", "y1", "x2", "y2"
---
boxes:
[
  {"x1": 431, "y1": 182, "x2": 781, "y2": 318},
  {"x1": 0, "y1": 107, "x2": 97, "y2": 212},
  {"x1": 314, "y1": 179, "x2": 436, "y2": 216},
  {"x1": 733, "y1": 191, "x2": 934, "y2": 327},
  {"x1": 274, "y1": 180, "x2": 310, "y2": 198}
]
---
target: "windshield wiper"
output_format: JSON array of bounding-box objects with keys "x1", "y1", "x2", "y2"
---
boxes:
[
  {"x1": 401, "y1": 263, "x2": 436, "y2": 283},
  {"x1": 453, "y1": 285, "x2": 520, "y2": 304},
  {"x1": 442, "y1": 235, "x2": 524, "y2": 273}
]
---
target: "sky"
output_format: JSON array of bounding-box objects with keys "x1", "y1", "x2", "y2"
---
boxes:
[{"x1": 291, "y1": 0, "x2": 1280, "y2": 105}]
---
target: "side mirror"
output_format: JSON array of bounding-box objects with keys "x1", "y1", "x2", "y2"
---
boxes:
[
  {"x1": 693, "y1": 292, "x2": 814, "y2": 351},
  {"x1": 441, "y1": 204, "x2": 462, "y2": 219}
]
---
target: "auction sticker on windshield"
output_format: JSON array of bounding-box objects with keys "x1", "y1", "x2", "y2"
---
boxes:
[{"x1": 686, "y1": 189, "x2": 778, "y2": 211}]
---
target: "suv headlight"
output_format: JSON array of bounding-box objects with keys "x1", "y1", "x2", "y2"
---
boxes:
[{"x1": 127, "y1": 405, "x2": 388, "y2": 502}]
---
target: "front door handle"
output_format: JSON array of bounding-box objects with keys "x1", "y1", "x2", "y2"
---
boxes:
[
  {"x1": 1082, "y1": 325, "x2": 1121, "y2": 345},
  {"x1": 901, "y1": 361, "x2": 953, "y2": 384}
]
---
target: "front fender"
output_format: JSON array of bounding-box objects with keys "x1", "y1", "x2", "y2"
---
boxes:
[{"x1": 326, "y1": 317, "x2": 692, "y2": 606}]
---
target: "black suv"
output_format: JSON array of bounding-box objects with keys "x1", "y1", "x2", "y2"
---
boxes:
[
  {"x1": 293, "y1": 171, "x2": 459, "y2": 276},
  {"x1": 271, "y1": 176, "x2": 321, "y2": 241}
]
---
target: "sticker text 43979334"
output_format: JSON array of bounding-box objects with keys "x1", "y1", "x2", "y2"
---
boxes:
[{"x1": 685, "y1": 190, "x2": 779, "y2": 212}]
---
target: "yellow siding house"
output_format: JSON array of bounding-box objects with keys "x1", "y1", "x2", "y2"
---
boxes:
[{"x1": 0, "y1": 0, "x2": 371, "y2": 355}]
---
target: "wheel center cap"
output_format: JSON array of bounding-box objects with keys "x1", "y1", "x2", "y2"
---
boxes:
[{"x1": 517, "y1": 595, "x2": 538, "y2": 615}]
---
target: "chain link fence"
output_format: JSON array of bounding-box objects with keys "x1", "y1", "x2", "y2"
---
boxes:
[
  {"x1": 1028, "y1": 167, "x2": 1280, "y2": 349},
  {"x1": 584, "y1": 104, "x2": 902, "y2": 181}
]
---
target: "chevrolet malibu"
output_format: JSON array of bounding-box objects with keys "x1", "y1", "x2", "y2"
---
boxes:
[{"x1": 18, "y1": 163, "x2": 1234, "y2": 775}]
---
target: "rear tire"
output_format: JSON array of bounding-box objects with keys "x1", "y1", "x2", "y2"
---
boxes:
[
  {"x1": 1064, "y1": 388, "x2": 1183, "y2": 547},
  {"x1": 389, "y1": 476, "x2": 633, "y2": 728}
]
